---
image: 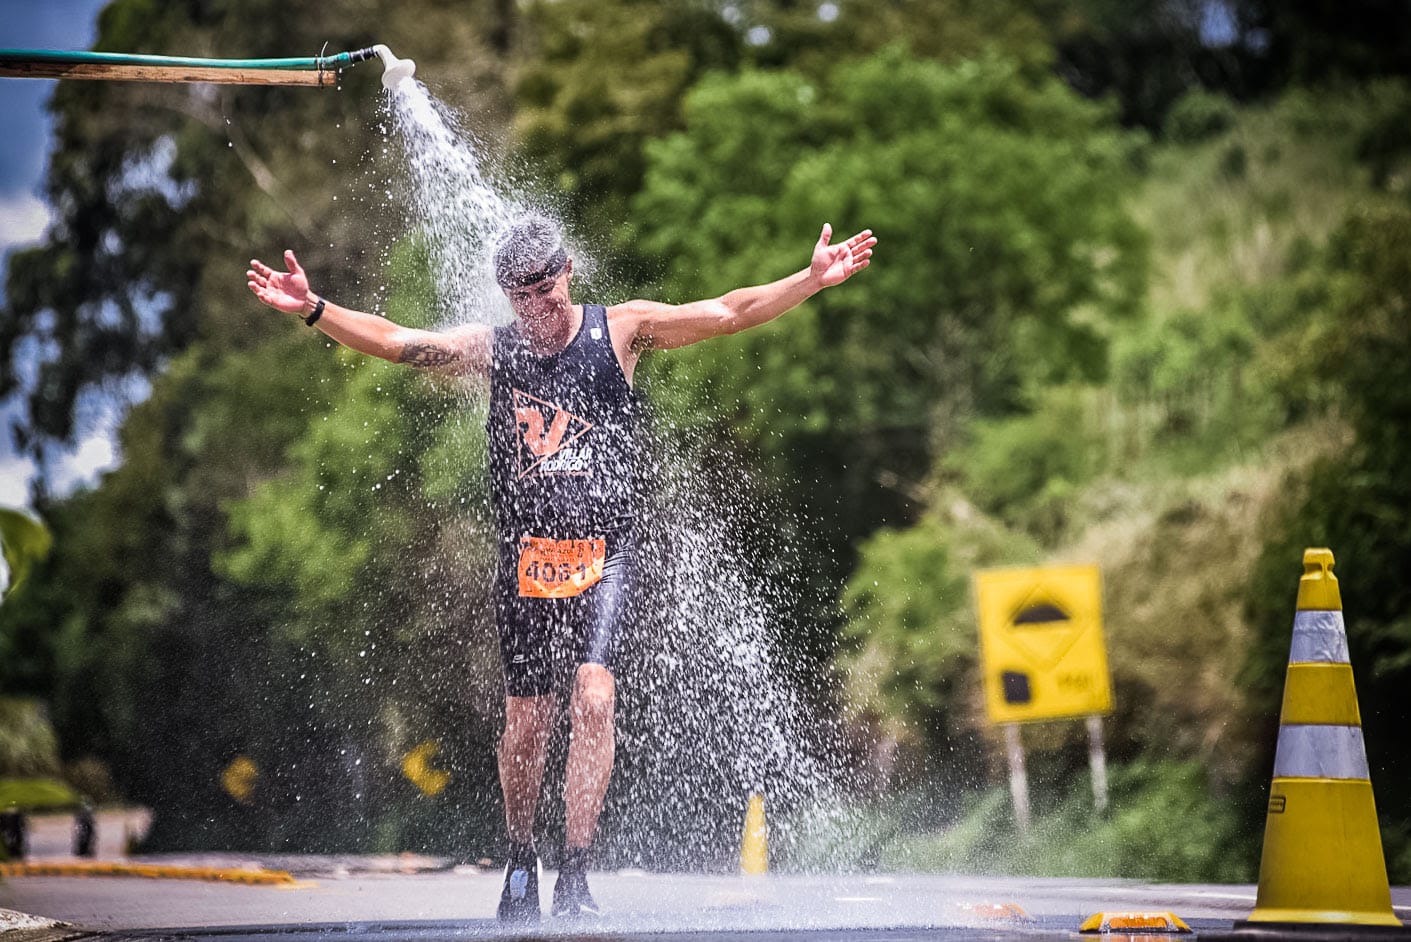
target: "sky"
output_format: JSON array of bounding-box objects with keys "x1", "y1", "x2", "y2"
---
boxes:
[{"x1": 0, "y1": 0, "x2": 117, "y2": 507}]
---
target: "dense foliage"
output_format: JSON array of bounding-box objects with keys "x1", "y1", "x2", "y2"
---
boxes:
[{"x1": 3, "y1": 0, "x2": 1410, "y2": 877}]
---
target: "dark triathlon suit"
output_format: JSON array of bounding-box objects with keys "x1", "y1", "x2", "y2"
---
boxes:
[{"x1": 487, "y1": 303, "x2": 641, "y2": 697}]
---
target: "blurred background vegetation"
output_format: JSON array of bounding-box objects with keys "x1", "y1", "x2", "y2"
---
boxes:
[{"x1": 2, "y1": 0, "x2": 1410, "y2": 879}]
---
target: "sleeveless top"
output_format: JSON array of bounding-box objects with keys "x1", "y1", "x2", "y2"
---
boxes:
[{"x1": 487, "y1": 304, "x2": 641, "y2": 540}]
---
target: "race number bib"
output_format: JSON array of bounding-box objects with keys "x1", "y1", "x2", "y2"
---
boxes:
[{"x1": 517, "y1": 536, "x2": 606, "y2": 599}]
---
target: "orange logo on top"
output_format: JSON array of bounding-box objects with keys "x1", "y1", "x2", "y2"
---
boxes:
[{"x1": 513, "y1": 387, "x2": 593, "y2": 478}]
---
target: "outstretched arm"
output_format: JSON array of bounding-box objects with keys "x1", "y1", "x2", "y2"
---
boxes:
[
  {"x1": 247, "y1": 250, "x2": 490, "y2": 376},
  {"x1": 613, "y1": 224, "x2": 875, "y2": 353}
]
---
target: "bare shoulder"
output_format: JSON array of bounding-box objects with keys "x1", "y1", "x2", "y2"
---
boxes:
[
  {"x1": 607, "y1": 299, "x2": 666, "y2": 347},
  {"x1": 607, "y1": 298, "x2": 672, "y2": 322},
  {"x1": 607, "y1": 296, "x2": 732, "y2": 352}
]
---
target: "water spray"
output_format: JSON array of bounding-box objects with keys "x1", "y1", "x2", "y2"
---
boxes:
[{"x1": 0, "y1": 45, "x2": 416, "y2": 89}]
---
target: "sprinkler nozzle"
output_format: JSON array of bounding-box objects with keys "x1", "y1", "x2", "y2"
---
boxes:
[{"x1": 372, "y1": 44, "x2": 415, "y2": 90}]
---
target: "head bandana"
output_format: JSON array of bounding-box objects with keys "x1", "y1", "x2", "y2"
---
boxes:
[
  {"x1": 496, "y1": 246, "x2": 568, "y2": 289},
  {"x1": 494, "y1": 213, "x2": 570, "y2": 289}
]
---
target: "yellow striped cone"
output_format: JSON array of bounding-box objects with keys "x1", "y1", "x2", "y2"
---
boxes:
[
  {"x1": 1246, "y1": 548, "x2": 1400, "y2": 926},
  {"x1": 741, "y1": 792, "x2": 768, "y2": 875}
]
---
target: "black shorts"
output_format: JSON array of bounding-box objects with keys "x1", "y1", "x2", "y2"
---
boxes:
[{"x1": 494, "y1": 530, "x2": 637, "y2": 698}]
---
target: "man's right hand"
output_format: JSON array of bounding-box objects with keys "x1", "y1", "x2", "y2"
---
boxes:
[
  {"x1": 247, "y1": 249, "x2": 315, "y2": 316},
  {"x1": 245, "y1": 248, "x2": 492, "y2": 376}
]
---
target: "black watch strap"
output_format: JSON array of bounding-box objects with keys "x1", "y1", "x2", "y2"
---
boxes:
[{"x1": 304, "y1": 296, "x2": 326, "y2": 327}]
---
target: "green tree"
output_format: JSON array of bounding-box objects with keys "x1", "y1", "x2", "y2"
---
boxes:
[
  {"x1": 512, "y1": 0, "x2": 743, "y2": 235},
  {"x1": 509, "y1": 0, "x2": 1056, "y2": 284},
  {"x1": 213, "y1": 242, "x2": 504, "y2": 852},
  {"x1": 0, "y1": 0, "x2": 521, "y2": 852},
  {"x1": 726, "y1": 0, "x2": 1053, "y2": 76},
  {"x1": 1, "y1": 0, "x2": 516, "y2": 462},
  {"x1": 633, "y1": 50, "x2": 1146, "y2": 542},
  {"x1": 1247, "y1": 0, "x2": 1411, "y2": 89}
]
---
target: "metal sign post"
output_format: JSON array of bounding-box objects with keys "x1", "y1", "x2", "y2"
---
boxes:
[
  {"x1": 1004, "y1": 723, "x2": 1031, "y2": 831},
  {"x1": 1086, "y1": 714, "x2": 1109, "y2": 814}
]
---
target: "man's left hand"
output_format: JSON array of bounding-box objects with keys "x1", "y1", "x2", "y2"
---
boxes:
[{"x1": 811, "y1": 224, "x2": 877, "y2": 288}]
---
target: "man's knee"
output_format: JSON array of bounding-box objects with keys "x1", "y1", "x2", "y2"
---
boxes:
[
  {"x1": 571, "y1": 664, "x2": 615, "y2": 727},
  {"x1": 502, "y1": 695, "x2": 554, "y2": 748}
]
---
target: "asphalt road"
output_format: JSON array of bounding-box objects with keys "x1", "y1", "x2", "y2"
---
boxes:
[
  {"x1": 8, "y1": 817, "x2": 1411, "y2": 942},
  {"x1": 5, "y1": 863, "x2": 1411, "y2": 941}
]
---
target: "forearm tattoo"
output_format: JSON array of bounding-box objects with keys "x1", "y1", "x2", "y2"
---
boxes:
[{"x1": 397, "y1": 341, "x2": 462, "y2": 369}]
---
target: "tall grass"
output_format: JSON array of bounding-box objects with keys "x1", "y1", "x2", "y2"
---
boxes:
[{"x1": 884, "y1": 760, "x2": 1255, "y2": 883}]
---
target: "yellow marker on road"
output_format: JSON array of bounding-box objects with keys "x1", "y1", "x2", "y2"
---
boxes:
[
  {"x1": 402, "y1": 740, "x2": 450, "y2": 797},
  {"x1": 1079, "y1": 911, "x2": 1190, "y2": 933},
  {"x1": 740, "y1": 792, "x2": 768, "y2": 875},
  {"x1": 0, "y1": 860, "x2": 299, "y2": 885},
  {"x1": 1245, "y1": 549, "x2": 1400, "y2": 927}
]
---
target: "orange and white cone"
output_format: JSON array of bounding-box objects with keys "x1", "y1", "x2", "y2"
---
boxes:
[{"x1": 1245, "y1": 548, "x2": 1400, "y2": 927}]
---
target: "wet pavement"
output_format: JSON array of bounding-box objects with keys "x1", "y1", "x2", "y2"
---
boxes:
[{"x1": 4, "y1": 866, "x2": 1411, "y2": 941}]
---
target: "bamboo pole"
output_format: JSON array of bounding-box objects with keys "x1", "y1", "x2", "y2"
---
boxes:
[{"x1": 0, "y1": 60, "x2": 334, "y2": 86}]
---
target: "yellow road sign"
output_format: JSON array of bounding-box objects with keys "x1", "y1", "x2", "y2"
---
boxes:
[
  {"x1": 974, "y1": 564, "x2": 1112, "y2": 724},
  {"x1": 402, "y1": 740, "x2": 451, "y2": 797},
  {"x1": 220, "y1": 756, "x2": 258, "y2": 804}
]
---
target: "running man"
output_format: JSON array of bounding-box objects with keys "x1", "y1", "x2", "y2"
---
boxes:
[{"x1": 246, "y1": 215, "x2": 875, "y2": 922}]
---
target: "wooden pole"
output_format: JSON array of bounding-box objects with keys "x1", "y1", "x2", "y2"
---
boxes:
[
  {"x1": 1086, "y1": 714, "x2": 1109, "y2": 814},
  {"x1": 0, "y1": 61, "x2": 334, "y2": 86},
  {"x1": 1004, "y1": 723, "x2": 1030, "y2": 832}
]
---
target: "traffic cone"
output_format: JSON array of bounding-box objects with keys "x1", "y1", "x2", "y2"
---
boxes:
[
  {"x1": 1245, "y1": 548, "x2": 1400, "y2": 927},
  {"x1": 740, "y1": 792, "x2": 768, "y2": 875}
]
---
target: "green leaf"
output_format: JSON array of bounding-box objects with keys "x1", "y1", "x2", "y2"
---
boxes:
[
  {"x1": 0, "y1": 507, "x2": 52, "y2": 601},
  {"x1": 0, "y1": 777, "x2": 83, "y2": 812}
]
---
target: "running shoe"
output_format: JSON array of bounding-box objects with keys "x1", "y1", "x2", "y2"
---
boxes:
[
  {"x1": 551, "y1": 846, "x2": 600, "y2": 919},
  {"x1": 497, "y1": 843, "x2": 540, "y2": 924}
]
